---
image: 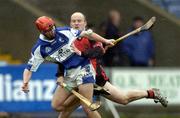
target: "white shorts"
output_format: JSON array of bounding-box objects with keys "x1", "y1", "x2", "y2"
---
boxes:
[{"x1": 64, "y1": 64, "x2": 95, "y2": 88}]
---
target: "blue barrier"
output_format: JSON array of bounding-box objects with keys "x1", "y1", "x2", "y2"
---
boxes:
[{"x1": 0, "y1": 64, "x2": 58, "y2": 112}]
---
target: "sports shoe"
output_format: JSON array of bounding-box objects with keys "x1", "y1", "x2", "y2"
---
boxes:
[{"x1": 152, "y1": 88, "x2": 168, "y2": 107}]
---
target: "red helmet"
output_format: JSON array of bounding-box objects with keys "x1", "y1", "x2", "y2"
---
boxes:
[{"x1": 35, "y1": 16, "x2": 55, "y2": 32}]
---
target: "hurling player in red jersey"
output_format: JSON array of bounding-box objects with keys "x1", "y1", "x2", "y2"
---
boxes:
[
  {"x1": 56, "y1": 12, "x2": 168, "y2": 118},
  {"x1": 73, "y1": 37, "x2": 109, "y2": 87}
]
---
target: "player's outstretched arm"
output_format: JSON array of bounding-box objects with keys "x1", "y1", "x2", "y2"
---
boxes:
[
  {"x1": 21, "y1": 69, "x2": 32, "y2": 93},
  {"x1": 55, "y1": 63, "x2": 65, "y2": 86},
  {"x1": 80, "y1": 29, "x2": 115, "y2": 46}
]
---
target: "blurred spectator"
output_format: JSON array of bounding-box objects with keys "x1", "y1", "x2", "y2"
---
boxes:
[
  {"x1": 122, "y1": 16, "x2": 155, "y2": 67},
  {"x1": 100, "y1": 10, "x2": 121, "y2": 39},
  {"x1": 0, "y1": 112, "x2": 9, "y2": 118},
  {"x1": 99, "y1": 10, "x2": 124, "y2": 66}
]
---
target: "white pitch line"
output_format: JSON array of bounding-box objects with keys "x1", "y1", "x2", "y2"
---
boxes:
[{"x1": 105, "y1": 99, "x2": 120, "y2": 118}]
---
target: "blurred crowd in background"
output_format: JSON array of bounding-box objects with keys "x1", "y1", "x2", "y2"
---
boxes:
[
  {"x1": 0, "y1": 0, "x2": 180, "y2": 67},
  {"x1": 0, "y1": 9, "x2": 155, "y2": 68},
  {"x1": 87, "y1": 10, "x2": 155, "y2": 67}
]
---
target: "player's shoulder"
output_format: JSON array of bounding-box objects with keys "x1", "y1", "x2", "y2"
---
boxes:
[
  {"x1": 56, "y1": 26, "x2": 75, "y2": 34},
  {"x1": 31, "y1": 36, "x2": 48, "y2": 54},
  {"x1": 56, "y1": 26, "x2": 81, "y2": 37},
  {"x1": 56, "y1": 26, "x2": 71, "y2": 32},
  {"x1": 31, "y1": 39, "x2": 42, "y2": 54}
]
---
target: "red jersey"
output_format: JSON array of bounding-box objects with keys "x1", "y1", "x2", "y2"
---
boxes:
[
  {"x1": 74, "y1": 37, "x2": 109, "y2": 83},
  {"x1": 74, "y1": 37, "x2": 103, "y2": 70}
]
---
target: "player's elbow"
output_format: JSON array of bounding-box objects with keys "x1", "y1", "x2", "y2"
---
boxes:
[
  {"x1": 115, "y1": 96, "x2": 130, "y2": 105},
  {"x1": 80, "y1": 29, "x2": 93, "y2": 37}
]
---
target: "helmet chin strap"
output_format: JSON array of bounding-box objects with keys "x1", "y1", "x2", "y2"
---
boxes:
[
  {"x1": 43, "y1": 26, "x2": 56, "y2": 40},
  {"x1": 45, "y1": 34, "x2": 55, "y2": 40}
]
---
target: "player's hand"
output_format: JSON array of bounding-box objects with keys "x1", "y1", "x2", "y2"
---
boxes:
[
  {"x1": 105, "y1": 39, "x2": 115, "y2": 46},
  {"x1": 56, "y1": 76, "x2": 64, "y2": 87},
  {"x1": 104, "y1": 39, "x2": 115, "y2": 50},
  {"x1": 71, "y1": 42, "x2": 82, "y2": 56},
  {"x1": 21, "y1": 83, "x2": 29, "y2": 93}
]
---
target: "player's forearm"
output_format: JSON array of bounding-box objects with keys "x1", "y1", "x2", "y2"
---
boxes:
[
  {"x1": 89, "y1": 33, "x2": 108, "y2": 43},
  {"x1": 56, "y1": 76, "x2": 64, "y2": 86},
  {"x1": 80, "y1": 30, "x2": 108, "y2": 44},
  {"x1": 55, "y1": 63, "x2": 65, "y2": 77},
  {"x1": 23, "y1": 69, "x2": 32, "y2": 84}
]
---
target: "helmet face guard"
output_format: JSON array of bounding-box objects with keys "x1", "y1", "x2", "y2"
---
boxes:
[
  {"x1": 43, "y1": 26, "x2": 56, "y2": 39},
  {"x1": 35, "y1": 16, "x2": 55, "y2": 32}
]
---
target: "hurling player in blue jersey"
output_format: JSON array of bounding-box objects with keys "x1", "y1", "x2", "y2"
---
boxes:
[
  {"x1": 21, "y1": 16, "x2": 114, "y2": 118},
  {"x1": 55, "y1": 12, "x2": 168, "y2": 118}
]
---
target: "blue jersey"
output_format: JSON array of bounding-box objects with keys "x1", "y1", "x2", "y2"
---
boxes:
[{"x1": 26, "y1": 26, "x2": 89, "y2": 72}]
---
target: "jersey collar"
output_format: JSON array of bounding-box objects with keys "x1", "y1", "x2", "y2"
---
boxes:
[{"x1": 39, "y1": 34, "x2": 55, "y2": 42}]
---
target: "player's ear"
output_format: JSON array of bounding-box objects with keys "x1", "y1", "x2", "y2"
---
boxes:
[{"x1": 84, "y1": 21, "x2": 87, "y2": 27}]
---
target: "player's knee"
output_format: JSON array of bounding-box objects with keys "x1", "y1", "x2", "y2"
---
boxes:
[
  {"x1": 116, "y1": 95, "x2": 129, "y2": 105},
  {"x1": 81, "y1": 105, "x2": 93, "y2": 115},
  {"x1": 120, "y1": 99, "x2": 129, "y2": 105},
  {"x1": 59, "y1": 111, "x2": 70, "y2": 118},
  {"x1": 51, "y1": 101, "x2": 64, "y2": 112}
]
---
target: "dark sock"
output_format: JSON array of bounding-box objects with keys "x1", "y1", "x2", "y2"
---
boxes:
[{"x1": 147, "y1": 90, "x2": 155, "y2": 98}]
